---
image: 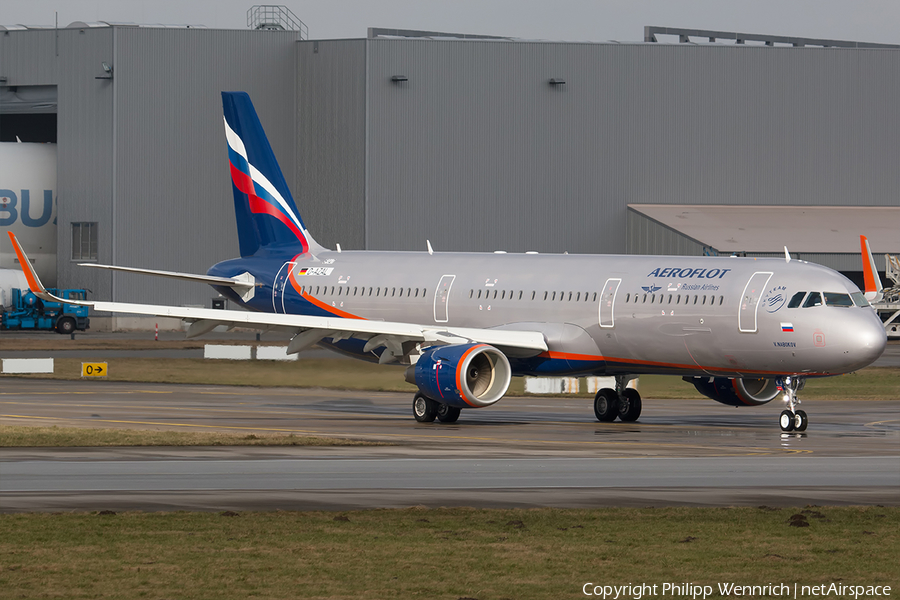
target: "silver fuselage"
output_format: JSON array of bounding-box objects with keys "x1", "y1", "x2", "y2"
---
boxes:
[{"x1": 233, "y1": 250, "x2": 886, "y2": 379}]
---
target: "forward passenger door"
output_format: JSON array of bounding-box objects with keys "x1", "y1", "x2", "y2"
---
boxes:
[{"x1": 738, "y1": 271, "x2": 772, "y2": 333}]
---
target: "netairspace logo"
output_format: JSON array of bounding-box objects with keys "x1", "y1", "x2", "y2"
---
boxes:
[{"x1": 582, "y1": 582, "x2": 893, "y2": 599}]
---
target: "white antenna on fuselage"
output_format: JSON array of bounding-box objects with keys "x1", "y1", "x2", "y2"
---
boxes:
[
  {"x1": 784, "y1": 246, "x2": 791, "y2": 263},
  {"x1": 426, "y1": 240, "x2": 434, "y2": 255}
]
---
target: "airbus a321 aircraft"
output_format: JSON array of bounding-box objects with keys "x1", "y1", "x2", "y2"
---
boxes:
[{"x1": 8, "y1": 92, "x2": 887, "y2": 432}]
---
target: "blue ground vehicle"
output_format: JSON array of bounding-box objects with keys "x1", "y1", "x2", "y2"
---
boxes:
[{"x1": 1, "y1": 288, "x2": 90, "y2": 334}]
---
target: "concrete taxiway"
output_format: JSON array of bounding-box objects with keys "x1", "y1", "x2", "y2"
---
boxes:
[{"x1": 1, "y1": 379, "x2": 898, "y2": 511}]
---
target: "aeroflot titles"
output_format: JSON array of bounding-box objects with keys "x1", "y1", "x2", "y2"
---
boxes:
[{"x1": 647, "y1": 267, "x2": 732, "y2": 279}]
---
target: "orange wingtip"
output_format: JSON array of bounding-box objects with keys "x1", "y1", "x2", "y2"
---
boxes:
[{"x1": 6, "y1": 231, "x2": 44, "y2": 293}]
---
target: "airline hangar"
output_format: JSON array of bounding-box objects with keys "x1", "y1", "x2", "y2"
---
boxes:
[{"x1": 1, "y1": 18, "x2": 898, "y2": 321}]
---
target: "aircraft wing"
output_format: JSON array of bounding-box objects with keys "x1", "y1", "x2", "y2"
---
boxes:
[{"x1": 8, "y1": 232, "x2": 547, "y2": 359}]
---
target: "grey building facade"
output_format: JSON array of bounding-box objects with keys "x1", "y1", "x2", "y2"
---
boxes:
[
  {"x1": 302, "y1": 35, "x2": 899, "y2": 256},
  {"x1": 2, "y1": 25, "x2": 898, "y2": 310},
  {"x1": 1, "y1": 24, "x2": 301, "y2": 308}
]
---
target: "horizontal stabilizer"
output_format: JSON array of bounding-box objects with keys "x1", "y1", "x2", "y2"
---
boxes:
[{"x1": 78, "y1": 263, "x2": 255, "y2": 290}]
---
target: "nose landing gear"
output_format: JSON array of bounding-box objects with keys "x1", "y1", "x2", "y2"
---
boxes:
[{"x1": 778, "y1": 376, "x2": 808, "y2": 432}]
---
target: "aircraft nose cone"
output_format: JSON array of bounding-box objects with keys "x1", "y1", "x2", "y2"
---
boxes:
[{"x1": 854, "y1": 315, "x2": 887, "y2": 367}]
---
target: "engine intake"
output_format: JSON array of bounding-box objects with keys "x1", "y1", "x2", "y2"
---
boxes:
[
  {"x1": 406, "y1": 343, "x2": 511, "y2": 409},
  {"x1": 685, "y1": 376, "x2": 782, "y2": 407}
]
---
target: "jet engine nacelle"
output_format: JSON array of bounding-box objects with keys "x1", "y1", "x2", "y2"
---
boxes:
[
  {"x1": 685, "y1": 376, "x2": 782, "y2": 407},
  {"x1": 406, "y1": 343, "x2": 512, "y2": 409}
]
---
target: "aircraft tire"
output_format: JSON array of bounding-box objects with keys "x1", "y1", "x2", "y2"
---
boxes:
[
  {"x1": 436, "y1": 404, "x2": 461, "y2": 423},
  {"x1": 618, "y1": 388, "x2": 642, "y2": 422},
  {"x1": 594, "y1": 389, "x2": 619, "y2": 422},
  {"x1": 413, "y1": 393, "x2": 438, "y2": 423},
  {"x1": 779, "y1": 410, "x2": 795, "y2": 432},
  {"x1": 794, "y1": 410, "x2": 808, "y2": 432}
]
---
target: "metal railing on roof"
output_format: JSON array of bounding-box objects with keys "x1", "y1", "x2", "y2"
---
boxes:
[
  {"x1": 368, "y1": 27, "x2": 512, "y2": 41},
  {"x1": 247, "y1": 5, "x2": 307, "y2": 38},
  {"x1": 644, "y1": 26, "x2": 900, "y2": 49}
]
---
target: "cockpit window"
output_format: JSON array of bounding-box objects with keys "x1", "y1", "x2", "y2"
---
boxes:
[
  {"x1": 787, "y1": 292, "x2": 806, "y2": 309},
  {"x1": 823, "y1": 292, "x2": 853, "y2": 307},
  {"x1": 851, "y1": 292, "x2": 870, "y2": 307},
  {"x1": 802, "y1": 292, "x2": 823, "y2": 308}
]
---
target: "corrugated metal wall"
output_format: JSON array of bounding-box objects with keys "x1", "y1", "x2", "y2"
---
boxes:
[
  {"x1": 296, "y1": 40, "x2": 366, "y2": 250},
  {"x1": 363, "y1": 40, "x2": 900, "y2": 255},
  {"x1": 110, "y1": 27, "x2": 299, "y2": 305},
  {"x1": 0, "y1": 29, "x2": 59, "y2": 85},
  {"x1": 55, "y1": 27, "x2": 115, "y2": 302},
  {"x1": 3, "y1": 26, "x2": 300, "y2": 306}
]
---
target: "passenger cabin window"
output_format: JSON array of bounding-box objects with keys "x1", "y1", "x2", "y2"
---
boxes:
[
  {"x1": 803, "y1": 292, "x2": 823, "y2": 308},
  {"x1": 824, "y1": 292, "x2": 853, "y2": 307}
]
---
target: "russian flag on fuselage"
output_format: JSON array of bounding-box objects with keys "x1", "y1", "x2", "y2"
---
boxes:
[{"x1": 222, "y1": 91, "x2": 310, "y2": 257}]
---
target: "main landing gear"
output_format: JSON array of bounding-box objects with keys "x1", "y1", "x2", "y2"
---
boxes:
[
  {"x1": 594, "y1": 375, "x2": 642, "y2": 423},
  {"x1": 412, "y1": 393, "x2": 461, "y2": 423},
  {"x1": 778, "y1": 376, "x2": 808, "y2": 432}
]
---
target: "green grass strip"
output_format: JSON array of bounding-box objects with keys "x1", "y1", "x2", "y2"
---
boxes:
[
  {"x1": 0, "y1": 507, "x2": 897, "y2": 599},
  {"x1": 4, "y1": 358, "x2": 899, "y2": 400}
]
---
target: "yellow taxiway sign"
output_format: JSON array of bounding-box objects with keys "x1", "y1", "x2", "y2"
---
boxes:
[{"x1": 81, "y1": 362, "x2": 108, "y2": 378}]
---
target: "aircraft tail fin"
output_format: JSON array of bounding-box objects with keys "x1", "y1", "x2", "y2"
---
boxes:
[
  {"x1": 860, "y1": 235, "x2": 884, "y2": 302},
  {"x1": 221, "y1": 92, "x2": 324, "y2": 257}
]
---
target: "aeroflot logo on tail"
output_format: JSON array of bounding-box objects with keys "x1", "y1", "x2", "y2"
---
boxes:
[{"x1": 647, "y1": 268, "x2": 732, "y2": 279}]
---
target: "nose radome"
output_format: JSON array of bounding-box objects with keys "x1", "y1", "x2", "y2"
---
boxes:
[{"x1": 855, "y1": 315, "x2": 887, "y2": 367}]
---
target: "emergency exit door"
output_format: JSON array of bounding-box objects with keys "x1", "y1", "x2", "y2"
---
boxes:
[
  {"x1": 434, "y1": 274, "x2": 455, "y2": 323},
  {"x1": 599, "y1": 278, "x2": 621, "y2": 328}
]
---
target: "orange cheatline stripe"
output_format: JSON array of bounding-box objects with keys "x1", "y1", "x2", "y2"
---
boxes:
[
  {"x1": 539, "y1": 351, "x2": 606, "y2": 362},
  {"x1": 7, "y1": 232, "x2": 42, "y2": 292},
  {"x1": 284, "y1": 254, "x2": 365, "y2": 320},
  {"x1": 539, "y1": 348, "x2": 822, "y2": 378},
  {"x1": 301, "y1": 292, "x2": 365, "y2": 320}
]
